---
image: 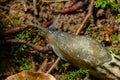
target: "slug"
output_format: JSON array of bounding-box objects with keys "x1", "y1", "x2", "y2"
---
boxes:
[{"x1": 31, "y1": 15, "x2": 120, "y2": 80}]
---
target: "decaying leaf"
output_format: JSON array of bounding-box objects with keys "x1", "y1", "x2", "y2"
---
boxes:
[
  {"x1": 5, "y1": 70, "x2": 56, "y2": 80},
  {"x1": 105, "y1": 27, "x2": 114, "y2": 42}
]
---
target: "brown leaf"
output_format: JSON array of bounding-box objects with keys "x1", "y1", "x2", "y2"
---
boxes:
[
  {"x1": 105, "y1": 27, "x2": 114, "y2": 34},
  {"x1": 5, "y1": 70, "x2": 56, "y2": 80}
]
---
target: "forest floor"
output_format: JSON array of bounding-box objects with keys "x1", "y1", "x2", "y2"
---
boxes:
[{"x1": 0, "y1": 0, "x2": 120, "y2": 80}]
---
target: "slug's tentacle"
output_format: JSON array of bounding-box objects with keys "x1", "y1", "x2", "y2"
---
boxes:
[
  {"x1": 49, "y1": 14, "x2": 60, "y2": 31},
  {"x1": 30, "y1": 23, "x2": 51, "y2": 34},
  {"x1": 30, "y1": 15, "x2": 60, "y2": 34}
]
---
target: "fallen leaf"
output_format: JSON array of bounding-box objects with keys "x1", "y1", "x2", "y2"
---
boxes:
[{"x1": 5, "y1": 70, "x2": 56, "y2": 80}]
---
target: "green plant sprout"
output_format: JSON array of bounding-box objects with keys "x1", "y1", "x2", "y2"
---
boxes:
[
  {"x1": 12, "y1": 11, "x2": 20, "y2": 21},
  {"x1": 110, "y1": 33, "x2": 119, "y2": 44},
  {"x1": 13, "y1": 44, "x2": 33, "y2": 71},
  {"x1": 39, "y1": 52, "x2": 49, "y2": 59},
  {"x1": 11, "y1": 11, "x2": 21, "y2": 26},
  {"x1": 14, "y1": 54, "x2": 33, "y2": 71},
  {"x1": 58, "y1": 61, "x2": 68, "y2": 72},
  {"x1": 86, "y1": 27, "x2": 94, "y2": 37},
  {"x1": 108, "y1": 47, "x2": 119, "y2": 55},
  {"x1": 116, "y1": 14, "x2": 120, "y2": 23},
  {"x1": 62, "y1": 68, "x2": 89, "y2": 80},
  {"x1": 16, "y1": 31, "x2": 32, "y2": 42},
  {"x1": 20, "y1": 63, "x2": 33, "y2": 71},
  {"x1": 15, "y1": 54, "x2": 33, "y2": 71},
  {"x1": 94, "y1": 0, "x2": 118, "y2": 11}
]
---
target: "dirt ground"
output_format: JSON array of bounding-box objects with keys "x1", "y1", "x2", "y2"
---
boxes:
[{"x1": 0, "y1": 0, "x2": 120, "y2": 80}]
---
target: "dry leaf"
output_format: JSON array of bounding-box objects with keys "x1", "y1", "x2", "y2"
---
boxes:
[
  {"x1": 105, "y1": 27, "x2": 114, "y2": 34},
  {"x1": 5, "y1": 70, "x2": 56, "y2": 80},
  {"x1": 105, "y1": 27, "x2": 114, "y2": 42}
]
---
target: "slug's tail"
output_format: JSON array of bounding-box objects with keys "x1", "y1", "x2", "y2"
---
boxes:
[
  {"x1": 30, "y1": 14, "x2": 60, "y2": 34},
  {"x1": 96, "y1": 53, "x2": 120, "y2": 80}
]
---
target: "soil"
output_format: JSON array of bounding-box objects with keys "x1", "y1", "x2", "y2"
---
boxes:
[{"x1": 0, "y1": 0, "x2": 120, "y2": 80}]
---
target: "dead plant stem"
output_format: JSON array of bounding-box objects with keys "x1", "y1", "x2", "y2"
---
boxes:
[{"x1": 76, "y1": 0, "x2": 94, "y2": 35}]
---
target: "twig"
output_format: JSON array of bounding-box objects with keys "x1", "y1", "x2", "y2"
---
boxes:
[
  {"x1": 33, "y1": 0, "x2": 38, "y2": 15},
  {"x1": 53, "y1": 1, "x2": 86, "y2": 14},
  {"x1": 42, "y1": 0, "x2": 69, "y2": 3},
  {"x1": 0, "y1": 12, "x2": 15, "y2": 27},
  {"x1": 37, "y1": 59, "x2": 48, "y2": 72},
  {"x1": 1, "y1": 26, "x2": 26, "y2": 36},
  {"x1": 21, "y1": 0, "x2": 27, "y2": 12},
  {"x1": 75, "y1": 0, "x2": 94, "y2": 35},
  {"x1": 6, "y1": 39, "x2": 49, "y2": 52},
  {"x1": 32, "y1": 61, "x2": 39, "y2": 72},
  {"x1": 0, "y1": 5, "x2": 9, "y2": 10},
  {"x1": 47, "y1": 57, "x2": 61, "y2": 74}
]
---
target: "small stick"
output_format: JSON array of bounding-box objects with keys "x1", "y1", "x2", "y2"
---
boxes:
[
  {"x1": 47, "y1": 57, "x2": 61, "y2": 74},
  {"x1": 37, "y1": 59, "x2": 48, "y2": 72},
  {"x1": 76, "y1": 0, "x2": 94, "y2": 35},
  {"x1": 0, "y1": 5, "x2": 9, "y2": 10},
  {"x1": 33, "y1": 0, "x2": 38, "y2": 15},
  {"x1": 1, "y1": 26, "x2": 26, "y2": 36},
  {"x1": 32, "y1": 61, "x2": 39, "y2": 72},
  {"x1": 53, "y1": 1, "x2": 85, "y2": 14},
  {"x1": 21, "y1": 0, "x2": 27, "y2": 12},
  {"x1": 42, "y1": 0, "x2": 69, "y2": 3},
  {"x1": 6, "y1": 39, "x2": 49, "y2": 52}
]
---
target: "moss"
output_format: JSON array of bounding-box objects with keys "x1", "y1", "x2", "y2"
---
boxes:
[
  {"x1": 62, "y1": 68, "x2": 89, "y2": 80},
  {"x1": 94, "y1": 0, "x2": 118, "y2": 11}
]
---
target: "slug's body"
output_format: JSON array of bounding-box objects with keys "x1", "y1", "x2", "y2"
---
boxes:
[
  {"x1": 48, "y1": 31, "x2": 111, "y2": 66},
  {"x1": 31, "y1": 15, "x2": 120, "y2": 80},
  {"x1": 48, "y1": 31, "x2": 120, "y2": 80}
]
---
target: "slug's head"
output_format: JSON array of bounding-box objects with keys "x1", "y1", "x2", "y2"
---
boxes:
[{"x1": 30, "y1": 15, "x2": 60, "y2": 35}]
